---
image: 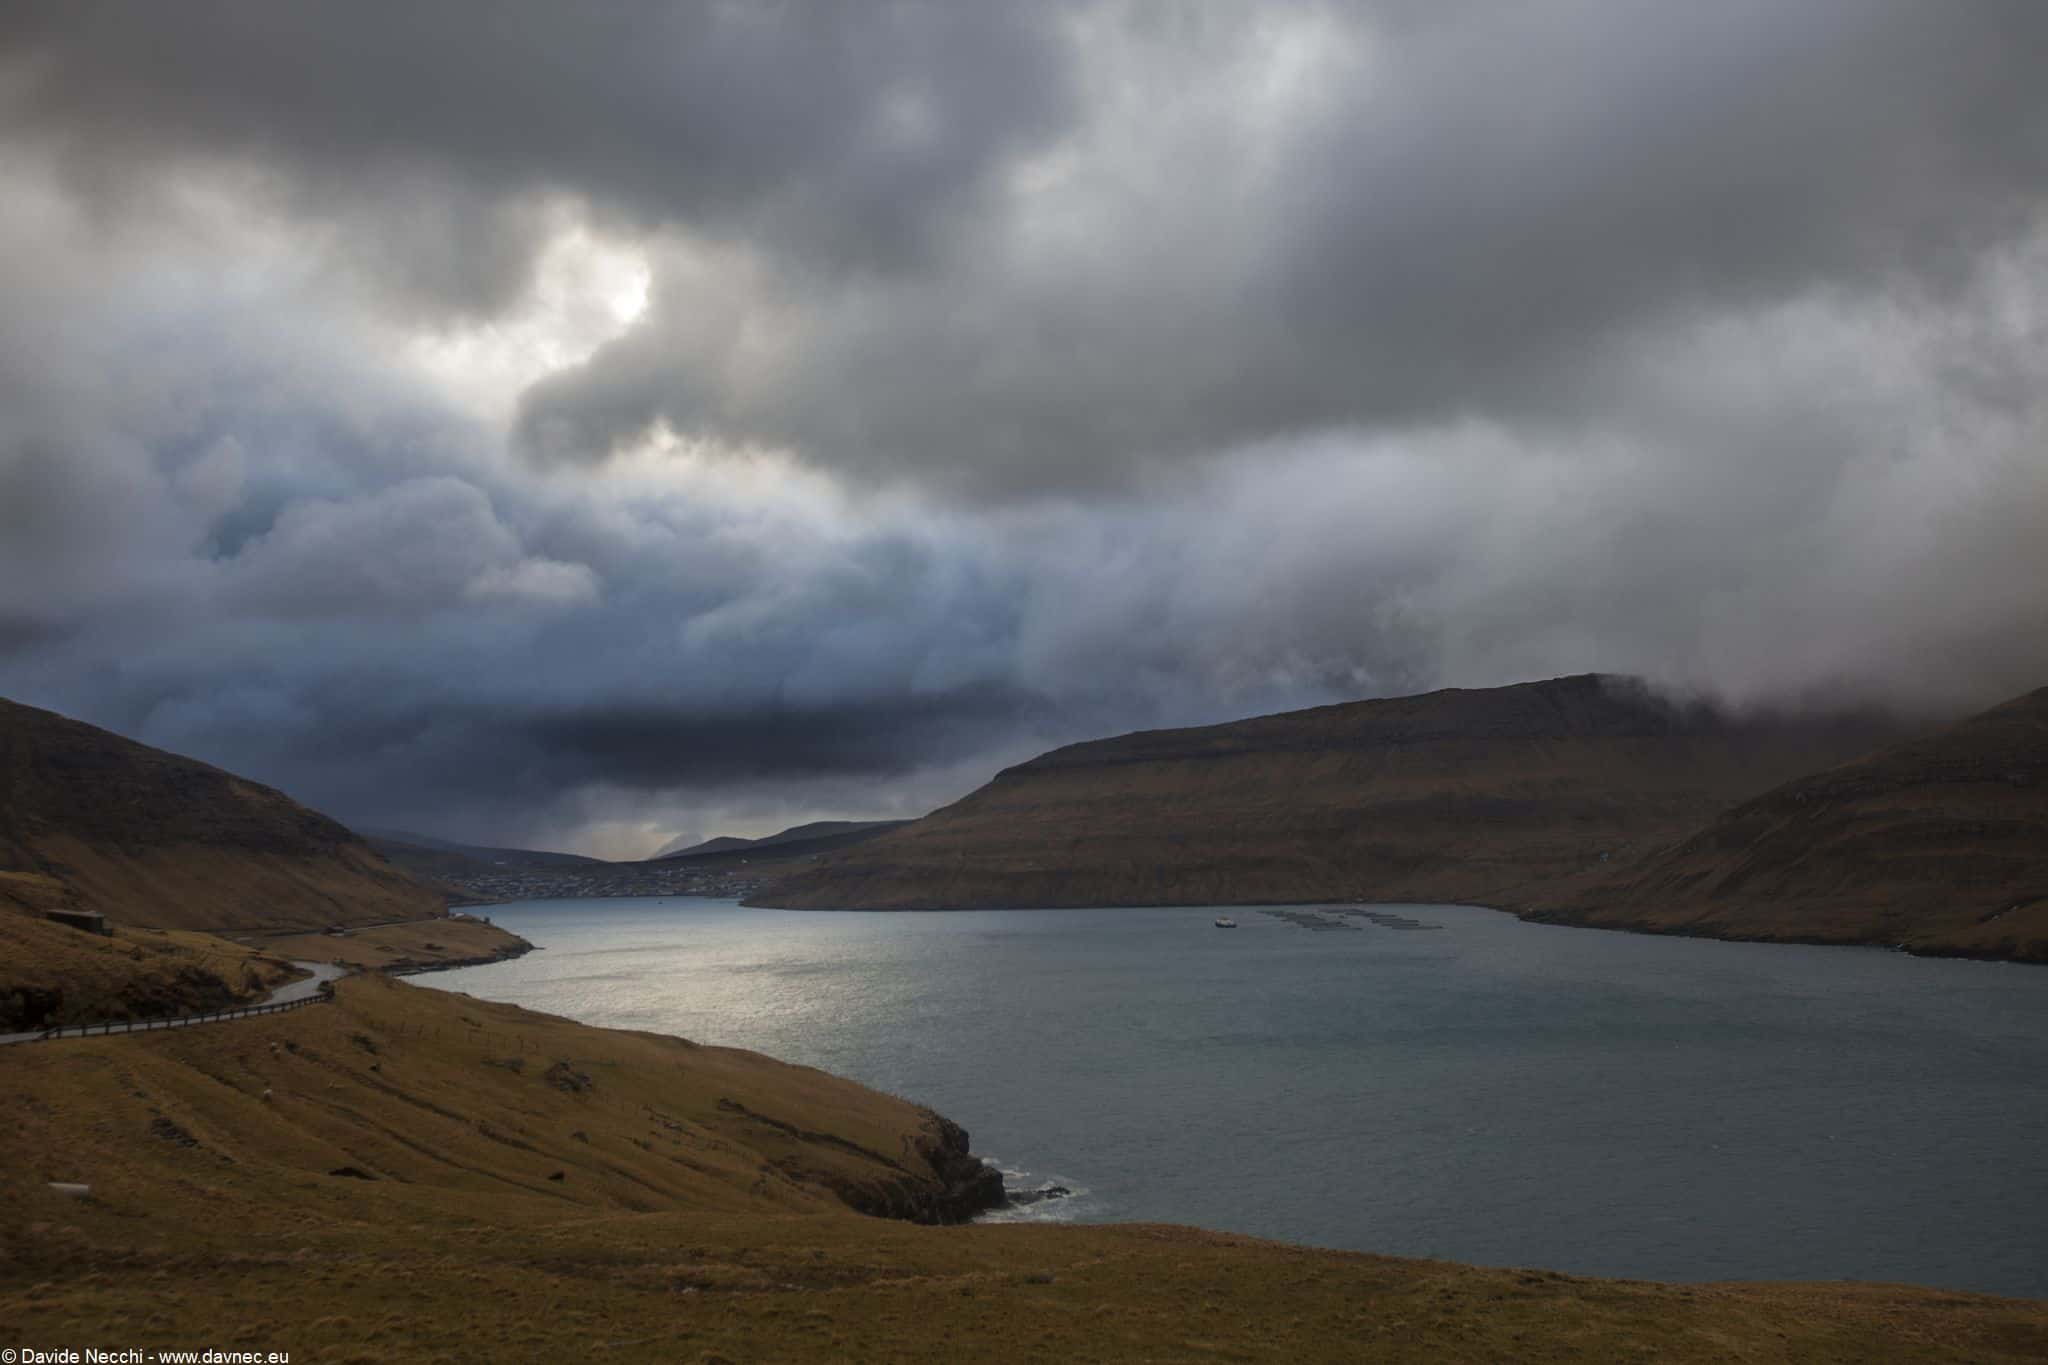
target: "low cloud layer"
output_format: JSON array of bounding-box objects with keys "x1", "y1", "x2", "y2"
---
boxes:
[{"x1": 2, "y1": 3, "x2": 2046, "y2": 855}]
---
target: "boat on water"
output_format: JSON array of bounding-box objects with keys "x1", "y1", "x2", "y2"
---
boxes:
[{"x1": 1214, "y1": 916, "x2": 1237, "y2": 928}]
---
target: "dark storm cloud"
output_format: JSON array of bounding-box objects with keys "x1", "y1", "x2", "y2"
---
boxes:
[
  {"x1": 521, "y1": 686, "x2": 1037, "y2": 790},
  {"x1": 8, "y1": 1, "x2": 2045, "y2": 485},
  {"x1": 0, "y1": 0, "x2": 1078, "y2": 315},
  {"x1": 514, "y1": 0, "x2": 2048, "y2": 488},
  {"x1": 127, "y1": 655, "x2": 1054, "y2": 847},
  {"x1": 3, "y1": 2, "x2": 2048, "y2": 855},
  {"x1": 1270, "y1": 1, "x2": 2048, "y2": 420},
  {"x1": 0, "y1": 171, "x2": 1119, "y2": 850}
]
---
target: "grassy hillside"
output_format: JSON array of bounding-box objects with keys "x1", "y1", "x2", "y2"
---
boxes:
[
  {"x1": 5, "y1": 976, "x2": 2045, "y2": 1362},
  {"x1": 761, "y1": 675, "x2": 1902, "y2": 913},
  {"x1": 253, "y1": 914, "x2": 534, "y2": 974},
  {"x1": 3, "y1": 973, "x2": 1005, "y2": 1243},
  {"x1": 0, "y1": 909, "x2": 300, "y2": 1031},
  {"x1": 0, "y1": 696, "x2": 445, "y2": 932},
  {"x1": 1542, "y1": 685, "x2": 2048, "y2": 960}
]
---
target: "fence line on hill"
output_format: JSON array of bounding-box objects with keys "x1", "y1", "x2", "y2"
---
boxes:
[{"x1": 29, "y1": 989, "x2": 331, "y2": 1042}]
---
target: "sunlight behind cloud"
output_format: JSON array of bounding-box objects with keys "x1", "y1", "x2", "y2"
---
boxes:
[{"x1": 405, "y1": 222, "x2": 650, "y2": 422}]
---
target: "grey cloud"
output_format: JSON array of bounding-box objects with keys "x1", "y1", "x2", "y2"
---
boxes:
[
  {"x1": 12, "y1": 2, "x2": 2045, "y2": 490},
  {"x1": 0, "y1": 178, "x2": 1109, "y2": 846},
  {"x1": 516, "y1": 1, "x2": 2048, "y2": 489},
  {"x1": 521, "y1": 687, "x2": 1036, "y2": 791},
  {"x1": 0, "y1": 0, "x2": 1078, "y2": 317},
  {"x1": 1273, "y1": 1, "x2": 2048, "y2": 420},
  {"x1": 224, "y1": 477, "x2": 580, "y2": 620}
]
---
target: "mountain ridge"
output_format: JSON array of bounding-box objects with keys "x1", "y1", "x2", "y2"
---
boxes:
[
  {"x1": 355, "y1": 826, "x2": 601, "y2": 867},
  {"x1": 753, "y1": 673, "x2": 1921, "y2": 923},
  {"x1": 654, "y1": 819, "x2": 909, "y2": 861},
  {"x1": 1539, "y1": 684, "x2": 2048, "y2": 959}
]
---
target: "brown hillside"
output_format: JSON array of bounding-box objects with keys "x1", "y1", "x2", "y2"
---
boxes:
[
  {"x1": 255, "y1": 914, "x2": 535, "y2": 974},
  {"x1": 760, "y1": 674, "x2": 1904, "y2": 913},
  {"x1": 8, "y1": 976, "x2": 2045, "y2": 1361},
  {"x1": 1542, "y1": 685, "x2": 2048, "y2": 960},
  {"x1": 0, "y1": 911, "x2": 299, "y2": 1031},
  {"x1": 0, "y1": 696, "x2": 443, "y2": 932}
]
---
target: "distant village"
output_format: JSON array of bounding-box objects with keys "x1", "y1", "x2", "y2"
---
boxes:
[{"x1": 436, "y1": 860, "x2": 770, "y2": 907}]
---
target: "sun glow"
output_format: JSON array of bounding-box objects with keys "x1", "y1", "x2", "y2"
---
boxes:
[{"x1": 405, "y1": 224, "x2": 651, "y2": 422}]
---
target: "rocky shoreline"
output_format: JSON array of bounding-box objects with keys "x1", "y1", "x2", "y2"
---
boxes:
[
  {"x1": 724, "y1": 1099, "x2": 1008, "y2": 1226},
  {"x1": 911, "y1": 1113, "x2": 1010, "y2": 1223}
]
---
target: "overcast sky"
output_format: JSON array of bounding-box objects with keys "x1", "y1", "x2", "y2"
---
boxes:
[{"x1": 3, "y1": 2, "x2": 2046, "y2": 857}]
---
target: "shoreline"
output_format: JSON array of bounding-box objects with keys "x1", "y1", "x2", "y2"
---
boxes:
[
  {"x1": 235, "y1": 913, "x2": 540, "y2": 978},
  {"x1": 382, "y1": 934, "x2": 538, "y2": 976},
  {"x1": 416, "y1": 891, "x2": 2048, "y2": 1300},
  {"x1": 453, "y1": 888, "x2": 2046, "y2": 967},
  {"x1": 415, "y1": 905, "x2": 1010, "y2": 1224},
  {"x1": 1513, "y1": 901, "x2": 2048, "y2": 966}
]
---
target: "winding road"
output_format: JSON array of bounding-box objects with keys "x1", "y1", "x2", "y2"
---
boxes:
[{"x1": 0, "y1": 959, "x2": 347, "y2": 1045}]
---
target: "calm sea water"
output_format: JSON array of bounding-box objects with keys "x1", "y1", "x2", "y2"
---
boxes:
[{"x1": 429, "y1": 898, "x2": 2048, "y2": 1297}]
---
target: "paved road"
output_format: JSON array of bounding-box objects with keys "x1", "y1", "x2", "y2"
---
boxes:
[
  {"x1": 266, "y1": 960, "x2": 349, "y2": 1003},
  {"x1": 0, "y1": 959, "x2": 346, "y2": 1045}
]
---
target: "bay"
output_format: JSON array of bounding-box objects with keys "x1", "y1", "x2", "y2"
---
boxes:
[{"x1": 427, "y1": 897, "x2": 2048, "y2": 1297}]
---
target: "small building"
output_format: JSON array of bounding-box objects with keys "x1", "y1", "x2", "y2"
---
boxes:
[{"x1": 45, "y1": 908, "x2": 110, "y2": 936}]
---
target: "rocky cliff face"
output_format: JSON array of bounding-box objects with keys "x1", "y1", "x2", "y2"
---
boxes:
[
  {"x1": 915, "y1": 1113, "x2": 1010, "y2": 1222},
  {"x1": 0, "y1": 696, "x2": 443, "y2": 931},
  {"x1": 834, "y1": 1113, "x2": 1009, "y2": 1225},
  {"x1": 758, "y1": 674, "x2": 1906, "y2": 914}
]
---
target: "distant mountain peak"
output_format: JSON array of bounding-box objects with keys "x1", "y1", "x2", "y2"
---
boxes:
[
  {"x1": 653, "y1": 833, "x2": 755, "y2": 859},
  {"x1": 354, "y1": 826, "x2": 600, "y2": 867},
  {"x1": 653, "y1": 820, "x2": 907, "y2": 862}
]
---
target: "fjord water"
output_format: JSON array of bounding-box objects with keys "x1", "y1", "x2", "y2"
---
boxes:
[{"x1": 432, "y1": 899, "x2": 2048, "y2": 1297}]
